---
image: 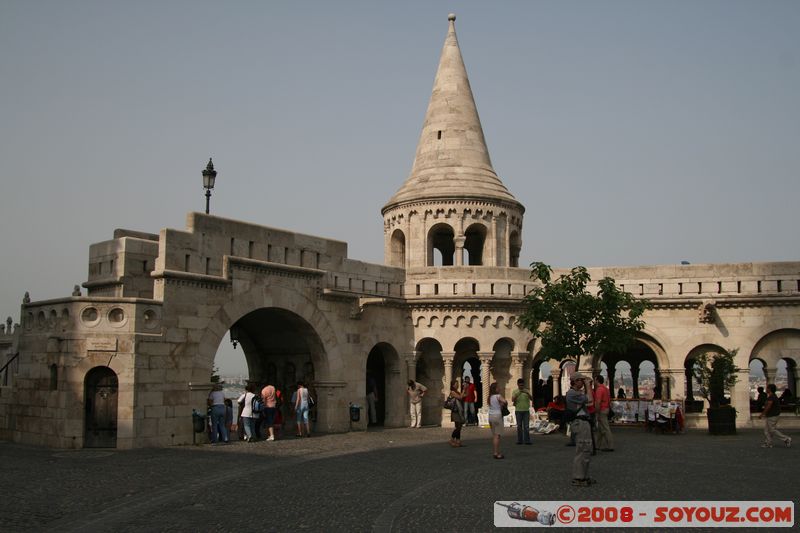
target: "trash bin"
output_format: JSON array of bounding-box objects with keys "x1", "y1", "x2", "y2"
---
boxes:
[
  {"x1": 192, "y1": 411, "x2": 206, "y2": 433},
  {"x1": 349, "y1": 403, "x2": 361, "y2": 422}
]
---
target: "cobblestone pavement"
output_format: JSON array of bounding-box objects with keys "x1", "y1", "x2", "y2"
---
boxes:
[{"x1": 1, "y1": 425, "x2": 797, "y2": 532}]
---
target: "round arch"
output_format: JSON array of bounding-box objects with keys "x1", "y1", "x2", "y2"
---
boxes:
[
  {"x1": 389, "y1": 229, "x2": 406, "y2": 268},
  {"x1": 464, "y1": 222, "x2": 487, "y2": 266},
  {"x1": 427, "y1": 223, "x2": 455, "y2": 266},
  {"x1": 366, "y1": 342, "x2": 402, "y2": 427}
]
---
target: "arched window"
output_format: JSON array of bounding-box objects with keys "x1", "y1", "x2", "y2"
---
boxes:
[
  {"x1": 464, "y1": 223, "x2": 486, "y2": 266},
  {"x1": 509, "y1": 230, "x2": 521, "y2": 267},
  {"x1": 427, "y1": 223, "x2": 455, "y2": 266},
  {"x1": 390, "y1": 229, "x2": 406, "y2": 267}
]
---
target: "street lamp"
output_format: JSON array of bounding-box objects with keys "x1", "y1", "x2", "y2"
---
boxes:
[{"x1": 202, "y1": 158, "x2": 217, "y2": 214}]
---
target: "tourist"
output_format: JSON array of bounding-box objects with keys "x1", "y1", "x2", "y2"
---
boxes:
[
  {"x1": 617, "y1": 387, "x2": 626, "y2": 399},
  {"x1": 462, "y1": 376, "x2": 477, "y2": 425},
  {"x1": 224, "y1": 398, "x2": 233, "y2": 435},
  {"x1": 207, "y1": 383, "x2": 228, "y2": 444},
  {"x1": 566, "y1": 373, "x2": 595, "y2": 486},
  {"x1": 407, "y1": 380, "x2": 427, "y2": 428},
  {"x1": 488, "y1": 382, "x2": 507, "y2": 459},
  {"x1": 779, "y1": 387, "x2": 794, "y2": 406},
  {"x1": 760, "y1": 383, "x2": 791, "y2": 448},
  {"x1": 293, "y1": 381, "x2": 312, "y2": 437},
  {"x1": 594, "y1": 375, "x2": 614, "y2": 452},
  {"x1": 366, "y1": 374, "x2": 379, "y2": 425},
  {"x1": 511, "y1": 378, "x2": 532, "y2": 445},
  {"x1": 754, "y1": 386, "x2": 767, "y2": 412},
  {"x1": 237, "y1": 384, "x2": 257, "y2": 442},
  {"x1": 448, "y1": 381, "x2": 465, "y2": 447},
  {"x1": 261, "y1": 383, "x2": 278, "y2": 441}
]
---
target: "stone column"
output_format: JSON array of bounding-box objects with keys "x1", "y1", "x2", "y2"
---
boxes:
[
  {"x1": 441, "y1": 352, "x2": 455, "y2": 392},
  {"x1": 405, "y1": 214, "x2": 413, "y2": 269},
  {"x1": 441, "y1": 352, "x2": 455, "y2": 427},
  {"x1": 478, "y1": 351, "x2": 493, "y2": 409},
  {"x1": 454, "y1": 236, "x2": 465, "y2": 267},
  {"x1": 733, "y1": 368, "x2": 752, "y2": 427},
  {"x1": 631, "y1": 367, "x2": 640, "y2": 399},
  {"x1": 608, "y1": 368, "x2": 616, "y2": 393},
  {"x1": 503, "y1": 214, "x2": 510, "y2": 267},
  {"x1": 551, "y1": 367, "x2": 562, "y2": 397},
  {"x1": 664, "y1": 369, "x2": 686, "y2": 401},
  {"x1": 489, "y1": 216, "x2": 498, "y2": 266},
  {"x1": 763, "y1": 368, "x2": 775, "y2": 387}
]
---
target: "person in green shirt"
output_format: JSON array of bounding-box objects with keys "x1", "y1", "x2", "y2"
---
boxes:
[{"x1": 512, "y1": 378, "x2": 533, "y2": 445}]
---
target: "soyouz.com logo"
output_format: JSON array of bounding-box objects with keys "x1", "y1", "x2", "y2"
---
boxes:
[{"x1": 494, "y1": 501, "x2": 794, "y2": 528}]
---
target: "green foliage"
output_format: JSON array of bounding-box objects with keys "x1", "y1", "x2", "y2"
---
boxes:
[
  {"x1": 518, "y1": 262, "x2": 649, "y2": 365},
  {"x1": 692, "y1": 349, "x2": 739, "y2": 408}
]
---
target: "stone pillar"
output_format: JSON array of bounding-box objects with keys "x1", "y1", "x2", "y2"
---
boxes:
[
  {"x1": 405, "y1": 214, "x2": 413, "y2": 269},
  {"x1": 441, "y1": 352, "x2": 455, "y2": 392},
  {"x1": 454, "y1": 236, "x2": 465, "y2": 267},
  {"x1": 441, "y1": 352, "x2": 455, "y2": 427},
  {"x1": 664, "y1": 369, "x2": 686, "y2": 401},
  {"x1": 607, "y1": 368, "x2": 616, "y2": 394},
  {"x1": 489, "y1": 216, "x2": 498, "y2": 266},
  {"x1": 551, "y1": 367, "x2": 562, "y2": 397},
  {"x1": 763, "y1": 369, "x2": 775, "y2": 387},
  {"x1": 478, "y1": 351, "x2": 493, "y2": 409},
  {"x1": 503, "y1": 214, "x2": 510, "y2": 267},
  {"x1": 631, "y1": 367, "x2": 640, "y2": 399},
  {"x1": 733, "y1": 368, "x2": 752, "y2": 427}
]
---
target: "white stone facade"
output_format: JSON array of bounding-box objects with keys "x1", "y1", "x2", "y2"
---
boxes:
[{"x1": 0, "y1": 16, "x2": 797, "y2": 448}]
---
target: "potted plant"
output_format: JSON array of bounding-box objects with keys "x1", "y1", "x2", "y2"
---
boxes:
[{"x1": 692, "y1": 348, "x2": 739, "y2": 435}]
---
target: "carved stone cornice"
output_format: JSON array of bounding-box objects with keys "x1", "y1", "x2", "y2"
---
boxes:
[{"x1": 646, "y1": 295, "x2": 800, "y2": 310}]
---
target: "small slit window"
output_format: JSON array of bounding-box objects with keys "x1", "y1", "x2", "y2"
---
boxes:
[{"x1": 437, "y1": 130, "x2": 442, "y2": 140}]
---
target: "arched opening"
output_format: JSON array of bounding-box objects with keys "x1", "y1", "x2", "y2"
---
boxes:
[
  {"x1": 366, "y1": 343, "x2": 401, "y2": 427},
  {"x1": 684, "y1": 344, "x2": 726, "y2": 412},
  {"x1": 84, "y1": 366, "x2": 118, "y2": 448},
  {"x1": 214, "y1": 307, "x2": 324, "y2": 439},
  {"x1": 776, "y1": 359, "x2": 796, "y2": 404},
  {"x1": 464, "y1": 223, "x2": 486, "y2": 266},
  {"x1": 603, "y1": 340, "x2": 661, "y2": 399},
  {"x1": 427, "y1": 223, "x2": 455, "y2": 266},
  {"x1": 509, "y1": 229, "x2": 521, "y2": 268},
  {"x1": 560, "y1": 360, "x2": 577, "y2": 396},
  {"x1": 613, "y1": 361, "x2": 632, "y2": 399},
  {"x1": 455, "y1": 338, "x2": 481, "y2": 422},
  {"x1": 531, "y1": 360, "x2": 553, "y2": 409},
  {"x1": 390, "y1": 229, "x2": 406, "y2": 268}
]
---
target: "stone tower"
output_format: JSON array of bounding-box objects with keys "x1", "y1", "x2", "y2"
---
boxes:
[{"x1": 383, "y1": 14, "x2": 525, "y2": 269}]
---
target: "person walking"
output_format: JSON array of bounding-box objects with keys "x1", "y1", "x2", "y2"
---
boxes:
[
  {"x1": 261, "y1": 383, "x2": 278, "y2": 441},
  {"x1": 594, "y1": 375, "x2": 614, "y2": 452},
  {"x1": 488, "y1": 382, "x2": 507, "y2": 459},
  {"x1": 760, "y1": 383, "x2": 792, "y2": 448},
  {"x1": 207, "y1": 383, "x2": 228, "y2": 444},
  {"x1": 236, "y1": 384, "x2": 257, "y2": 442},
  {"x1": 407, "y1": 380, "x2": 427, "y2": 428},
  {"x1": 448, "y1": 381, "x2": 465, "y2": 447},
  {"x1": 294, "y1": 381, "x2": 312, "y2": 438},
  {"x1": 462, "y1": 376, "x2": 477, "y2": 425},
  {"x1": 512, "y1": 378, "x2": 532, "y2": 445},
  {"x1": 366, "y1": 374, "x2": 379, "y2": 425},
  {"x1": 566, "y1": 373, "x2": 595, "y2": 486}
]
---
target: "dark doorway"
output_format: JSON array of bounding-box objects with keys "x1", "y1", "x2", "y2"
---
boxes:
[
  {"x1": 84, "y1": 367, "x2": 118, "y2": 448},
  {"x1": 366, "y1": 347, "x2": 386, "y2": 426},
  {"x1": 463, "y1": 357, "x2": 483, "y2": 410}
]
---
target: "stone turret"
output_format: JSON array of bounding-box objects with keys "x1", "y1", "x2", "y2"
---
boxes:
[{"x1": 382, "y1": 14, "x2": 525, "y2": 269}]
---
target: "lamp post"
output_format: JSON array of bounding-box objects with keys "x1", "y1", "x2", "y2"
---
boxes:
[{"x1": 202, "y1": 158, "x2": 217, "y2": 214}]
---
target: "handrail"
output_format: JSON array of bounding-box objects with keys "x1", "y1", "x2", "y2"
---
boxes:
[{"x1": 0, "y1": 352, "x2": 19, "y2": 375}]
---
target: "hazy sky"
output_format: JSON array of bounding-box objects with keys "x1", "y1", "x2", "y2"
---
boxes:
[{"x1": 2, "y1": 1, "x2": 798, "y2": 375}]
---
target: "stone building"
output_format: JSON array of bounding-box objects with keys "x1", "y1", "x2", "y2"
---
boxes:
[{"x1": 1, "y1": 15, "x2": 798, "y2": 448}]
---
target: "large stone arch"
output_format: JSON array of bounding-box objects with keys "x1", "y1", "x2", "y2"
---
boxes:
[
  {"x1": 365, "y1": 342, "x2": 403, "y2": 427},
  {"x1": 197, "y1": 284, "x2": 342, "y2": 382}
]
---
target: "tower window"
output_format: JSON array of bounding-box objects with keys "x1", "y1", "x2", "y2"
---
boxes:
[{"x1": 437, "y1": 130, "x2": 442, "y2": 140}]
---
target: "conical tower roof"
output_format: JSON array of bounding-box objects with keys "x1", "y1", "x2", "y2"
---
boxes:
[{"x1": 383, "y1": 14, "x2": 523, "y2": 214}]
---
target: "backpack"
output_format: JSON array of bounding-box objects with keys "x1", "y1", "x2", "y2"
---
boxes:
[{"x1": 251, "y1": 395, "x2": 264, "y2": 415}]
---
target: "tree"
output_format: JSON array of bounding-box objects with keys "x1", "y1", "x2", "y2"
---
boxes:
[
  {"x1": 518, "y1": 262, "x2": 648, "y2": 369},
  {"x1": 692, "y1": 349, "x2": 739, "y2": 408}
]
